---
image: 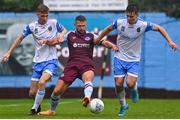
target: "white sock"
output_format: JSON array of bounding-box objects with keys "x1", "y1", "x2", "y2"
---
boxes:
[
  {"x1": 32, "y1": 89, "x2": 45, "y2": 111},
  {"x1": 84, "y1": 82, "x2": 93, "y2": 98}
]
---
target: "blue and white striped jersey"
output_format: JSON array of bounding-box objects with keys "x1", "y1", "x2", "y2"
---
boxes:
[
  {"x1": 22, "y1": 19, "x2": 64, "y2": 63},
  {"x1": 112, "y1": 18, "x2": 155, "y2": 62}
]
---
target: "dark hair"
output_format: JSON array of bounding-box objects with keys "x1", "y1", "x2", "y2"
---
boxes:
[
  {"x1": 75, "y1": 15, "x2": 86, "y2": 22},
  {"x1": 126, "y1": 3, "x2": 139, "y2": 14},
  {"x1": 37, "y1": 4, "x2": 49, "y2": 13}
]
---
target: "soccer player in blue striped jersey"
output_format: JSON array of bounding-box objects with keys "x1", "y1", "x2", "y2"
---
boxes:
[
  {"x1": 0, "y1": 4, "x2": 67, "y2": 115},
  {"x1": 96, "y1": 3, "x2": 179, "y2": 117}
]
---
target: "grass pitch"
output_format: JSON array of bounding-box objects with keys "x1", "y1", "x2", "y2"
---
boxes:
[{"x1": 0, "y1": 98, "x2": 180, "y2": 119}]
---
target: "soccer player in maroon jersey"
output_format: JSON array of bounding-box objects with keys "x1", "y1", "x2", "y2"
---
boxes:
[{"x1": 38, "y1": 15, "x2": 118, "y2": 116}]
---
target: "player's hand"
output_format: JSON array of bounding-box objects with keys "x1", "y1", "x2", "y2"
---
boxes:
[
  {"x1": 0, "y1": 52, "x2": 10, "y2": 63},
  {"x1": 169, "y1": 41, "x2": 179, "y2": 51},
  {"x1": 112, "y1": 45, "x2": 119, "y2": 51}
]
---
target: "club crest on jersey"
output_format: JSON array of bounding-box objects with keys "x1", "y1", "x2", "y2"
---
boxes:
[
  {"x1": 137, "y1": 27, "x2": 141, "y2": 32},
  {"x1": 121, "y1": 26, "x2": 125, "y2": 32},
  {"x1": 48, "y1": 26, "x2": 52, "y2": 31},
  {"x1": 85, "y1": 37, "x2": 91, "y2": 41}
]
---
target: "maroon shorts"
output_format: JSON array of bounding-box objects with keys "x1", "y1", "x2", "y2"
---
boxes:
[{"x1": 59, "y1": 63, "x2": 95, "y2": 84}]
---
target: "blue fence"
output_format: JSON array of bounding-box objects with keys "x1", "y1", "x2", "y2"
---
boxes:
[{"x1": 0, "y1": 12, "x2": 180, "y2": 90}]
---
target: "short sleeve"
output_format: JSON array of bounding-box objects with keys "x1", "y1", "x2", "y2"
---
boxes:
[
  {"x1": 145, "y1": 22, "x2": 155, "y2": 32},
  {"x1": 22, "y1": 25, "x2": 32, "y2": 37},
  {"x1": 112, "y1": 20, "x2": 118, "y2": 30},
  {"x1": 56, "y1": 21, "x2": 64, "y2": 32}
]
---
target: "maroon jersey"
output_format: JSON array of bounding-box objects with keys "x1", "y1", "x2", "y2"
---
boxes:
[
  {"x1": 59, "y1": 31, "x2": 96, "y2": 83},
  {"x1": 67, "y1": 31, "x2": 95, "y2": 65}
]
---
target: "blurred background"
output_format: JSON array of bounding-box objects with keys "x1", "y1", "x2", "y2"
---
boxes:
[{"x1": 0, "y1": 0, "x2": 180, "y2": 98}]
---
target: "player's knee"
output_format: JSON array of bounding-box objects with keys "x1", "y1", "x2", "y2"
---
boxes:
[
  {"x1": 29, "y1": 90, "x2": 36, "y2": 97},
  {"x1": 115, "y1": 80, "x2": 123, "y2": 87},
  {"x1": 38, "y1": 81, "x2": 46, "y2": 88},
  {"x1": 127, "y1": 82, "x2": 134, "y2": 89},
  {"x1": 115, "y1": 81, "x2": 120, "y2": 86}
]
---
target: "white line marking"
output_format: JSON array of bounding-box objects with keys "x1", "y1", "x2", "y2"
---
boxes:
[{"x1": 0, "y1": 99, "x2": 81, "y2": 107}]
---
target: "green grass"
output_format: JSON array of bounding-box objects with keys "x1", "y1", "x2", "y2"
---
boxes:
[{"x1": 0, "y1": 98, "x2": 180, "y2": 119}]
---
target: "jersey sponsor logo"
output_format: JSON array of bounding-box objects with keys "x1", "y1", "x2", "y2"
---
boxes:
[
  {"x1": 73, "y1": 43, "x2": 90, "y2": 48},
  {"x1": 137, "y1": 27, "x2": 141, "y2": 32},
  {"x1": 85, "y1": 36, "x2": 91, "y2": 41},
  {"x1": 121, "y1": 26, "x2": 125, "y2": 32},
  {"x1": 73, "y1": 43, "x2": 78, "y2": 47}
]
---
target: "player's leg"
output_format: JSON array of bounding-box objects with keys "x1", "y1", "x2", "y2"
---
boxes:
[
  {"x1": 29, "y1": 80, "x2": 42, "y2": 115},
  {"x1": 113, "y1": 57, "x2": 128, "y2": 116},
  {"x1": 38, "y1": 79, "x2": 70, "y2": 116},
  {"x1": 38, "y1": 64, "x2": 77, "y2": 116},
  {"x1": 115, "y1": 77, "x2": 126, "y2": 106},
  {"x1": 126, "y1": 61, "x2": 139, "y2": 103},
  {"x1": 81, "y1": 70, "x2": 94, "y2": 107},
  {"x1": 31, "y1": 60, "x2": 58, "y2": 115},
  {"x1": 126, "y1": 75, "x2": 139, "y2": 103},
  {"x1": 31, "y1": 72, "x2": 51, "y2": 113},
  {"x1": 115, "y1": 76, "x2": 129, "y2": 116},
  {"x1": 29, "y1": 80, "x2": 38, "y2": 97},
  {"x1": 51, "y1": 80, "x2": 69, "y2": 112},
  {"x1": 29, "y1": 63, "x2": 43, "y2": 115}
]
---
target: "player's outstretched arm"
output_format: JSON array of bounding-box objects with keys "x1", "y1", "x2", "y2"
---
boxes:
[
  {"x1": 39, "y1": 28, "x2": 67, "y2": 46},
  {"x1": 94, "y1": 25, "x2": 113, "y2": 44},
  {"x1": 101, "y1": 40, "x2": 119, "y2": 51},
  {"x1": 0, "y1": 35, "x2": 24, "y2": 63},
  {"x1": 153, "y1": 24, "x2": 179, "y2": 51}
]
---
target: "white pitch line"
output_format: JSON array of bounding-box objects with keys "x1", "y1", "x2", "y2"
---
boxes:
[{"x1": 0, "y1": 99, "x2": 81, "y2": 107}]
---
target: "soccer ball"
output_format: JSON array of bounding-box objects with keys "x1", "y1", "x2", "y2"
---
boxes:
[{"x1": 88, "y1": 98, "x2": 104, "y2": 113}]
